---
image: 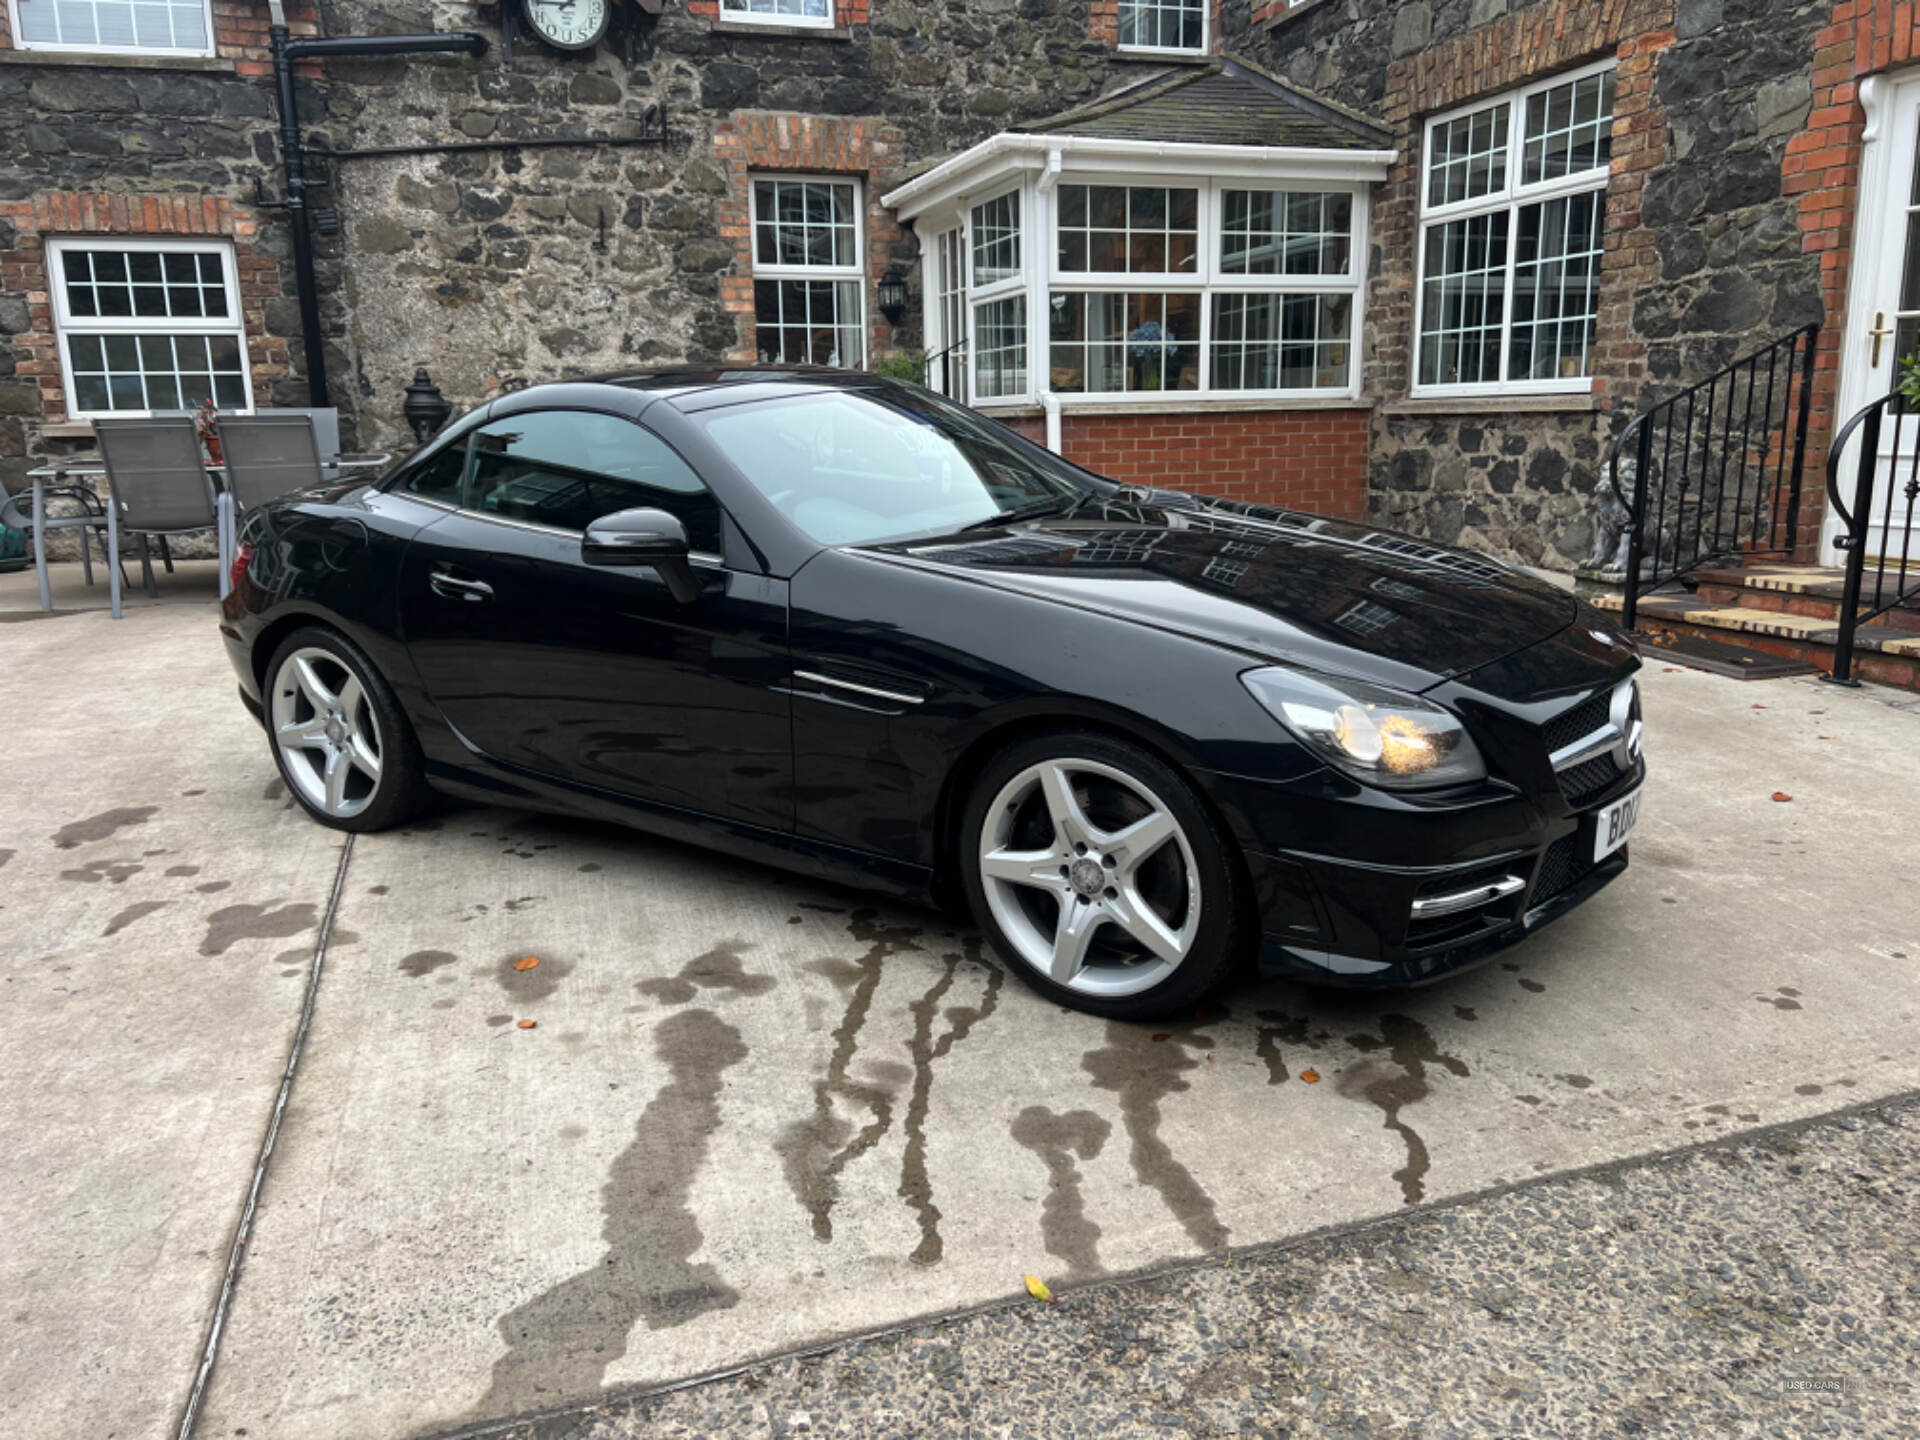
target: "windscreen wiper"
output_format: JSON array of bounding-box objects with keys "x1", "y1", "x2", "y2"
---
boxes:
[{"x1": 958, "y1": 495, "x2": 1080, "y2": 532}]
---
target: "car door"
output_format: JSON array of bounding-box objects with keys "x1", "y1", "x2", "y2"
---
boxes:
[{"x1": 397, "y1": 407, "x2": 793, "y2": 833}]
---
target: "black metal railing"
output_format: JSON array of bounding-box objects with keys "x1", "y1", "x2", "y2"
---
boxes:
[
  {"x1": 1617, "y1": 324, "x2": 1818, "y2": 629},
  {"x1": 924, "y1": 337, "x2": 967, "y2": 402},
  {"x1": 1825, "y1": 388, "x2": 1920, "y2": 684}
]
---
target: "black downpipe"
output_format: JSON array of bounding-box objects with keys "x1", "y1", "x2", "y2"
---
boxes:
[{"x1": 268, "y1": 24, "x2": 490, "y2": 407}]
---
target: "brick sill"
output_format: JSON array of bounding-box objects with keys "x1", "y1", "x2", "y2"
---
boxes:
[
  {"x1": 1258, "y1": 0, "x2": 1334, "y2": 32},
  {"x1": 1379, "y1": 394, "x2": 1607, "y2": 418},
  {"x1": 0, "y1": 48, "x2": 237, "y2": 73},
  {"x1": 704, "y1": 20, "x2": 852, "y2": 40}
]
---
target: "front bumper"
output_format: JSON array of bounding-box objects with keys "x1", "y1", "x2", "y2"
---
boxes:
[{"x1": 1201, "y1": 755, "x2": 1643, "y2": 988}]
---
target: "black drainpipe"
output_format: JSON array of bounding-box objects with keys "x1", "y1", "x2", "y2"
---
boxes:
[{"x1": 266, "y1": 2, "x2": 489, "y2": 407}]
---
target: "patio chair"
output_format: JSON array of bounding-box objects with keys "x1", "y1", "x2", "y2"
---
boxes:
[
  {"x1": 271, "y1": 407, "x2": 343, "y2": 480},
  {"x1": 0, "y1": 479, "x2": 115, "y2": 589},
  {"x1": 215, "y1": 412, "x2": 326, "y2": 513},
  {"x1": 92, "y1": 416, "x2": 219, "y2": 599}
]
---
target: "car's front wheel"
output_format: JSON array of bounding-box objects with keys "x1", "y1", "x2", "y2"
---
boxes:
[
  {"x1": 265, "y1": 626, "x2": 430, "y2": 832},
  {"x1": 960, "y1": 731, "x2": 1249, "y2": 1020}
]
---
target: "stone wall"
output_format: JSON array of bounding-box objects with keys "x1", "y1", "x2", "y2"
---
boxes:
[{"x1": 1228, "y1": 0, "x2": 1841, "y2": 572}]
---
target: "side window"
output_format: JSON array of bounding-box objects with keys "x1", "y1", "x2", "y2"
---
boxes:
[
  {"x1": 397, "y1": 441, "x2": 468, "y2": 501},
  {"x1": 464, "y1": 410, "x2": 723, "y2": 553}
]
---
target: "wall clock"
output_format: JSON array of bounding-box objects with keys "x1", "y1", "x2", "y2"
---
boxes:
[{"x1": 525, "y1": 0, "x2": 610, "y2": 51}]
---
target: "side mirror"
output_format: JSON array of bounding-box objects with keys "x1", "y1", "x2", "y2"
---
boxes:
[{"x1": 581, "y1": 506, "x2": 699, "y2": 602}]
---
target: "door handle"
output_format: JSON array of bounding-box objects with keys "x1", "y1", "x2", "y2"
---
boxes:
[
  {"x1": 1870, "y1": 311, "x2": 1895, "y2": 367},
  {"x1": 429, "y1": 571, "x2": 493, "y2": 602}
]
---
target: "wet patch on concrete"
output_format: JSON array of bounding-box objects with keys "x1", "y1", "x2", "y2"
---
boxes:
[
  {"x1": 0, "y1": 848, "x2": 12, "y2": 870},
  {"x1": 635, "y1": 941, "x2": 777, "y2": 1007},
  {"x1": 164, "y1": 864, "x2": 200, "y2": 877},
  {"x1": 1010, "y1": 1105, "x2": 1111, "y2": 1282},
  {"x1": 1253, "y1": 1010, "x2": 1325, "y2": 1086},
  {"x1": 494, "y1": 951, "x2": 575, "y2": 1005},
  {"x1": 368, "y1": 884, "x2": 389, "y2": 895},
  {"x1": 199, "y1": 901, "x2": 319, "y2": 957},
  {"x1": 103, "y1": 900, "x2": 168, "y2": 937},
  {"x1": 196, "y1": 880, "x2": 230, "y2": 894},
  {"x1": 898, "y1": 939, "x2": 1003, "y2": 1265},
  {"x1": 1758, "y1": 987, "x2": 1803, "y2": 1011},
  {"x1": 51, "y1": 806, "x2": 158, "y2": 850},
  {"x1": 474, "y1": 1007, "x2": 748, "y2": 1417},
  {"x1": 1082, "y1": 1019, "x2": 1229, "y2": 1252},
  {"x1": 777, "y1": 910, "x2": 923, "y2": 1244},
  {"x1": 1518, "y1": 977, "x2": 1547, "y2": 993},
  {"x1": 1454, "y1": 1005, "x2": 1478, "y2": 1022},
  {"x1": 1339, "y1": 1016, "x2": 1470, "y2": 1206},
  {"x1": 485, "y1": 1014, "x2": 514, "y2": 1027},
  {"x1": 261, "y1": 778, "x2": 285, "y2": 802},
  {"x1": 59, "y1": 858, "x2": 143, "y2": 885},
  {"x1": 1557, "y1": 1074, "x2": 1595, "y2": 1090},
  {"x1": 399, "y1": 950, "x2": 459, "y2": 979}
]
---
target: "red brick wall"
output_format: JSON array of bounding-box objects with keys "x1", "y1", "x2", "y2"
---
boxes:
[
  {"x1": 1, "y1": 192, "x2": 291, "y2": 424},
  {"x1": 712, "y1": 112, "x2": 906, "y2": 365},
  {"x1": 1000, "y1": 408, "x2": 1370, "y2": 519}
]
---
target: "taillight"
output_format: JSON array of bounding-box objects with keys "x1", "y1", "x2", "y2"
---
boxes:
[{"x1": 230, "y1": 541, "x2": 254, "y2": 592}]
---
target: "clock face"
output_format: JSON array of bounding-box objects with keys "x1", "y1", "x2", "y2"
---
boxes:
[{"x1": 526, "y1": 0, "x2": 609, "y2": 51}]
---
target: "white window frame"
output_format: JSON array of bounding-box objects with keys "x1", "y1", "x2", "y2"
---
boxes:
[
  {"x1": 1411, "y1": 57, "x2": 1618, "y2": 400},
  {"x1": 1115, "y1": 0, "x2": 1208, "y2": 56},
  {"x1": 47, "y1": 236, "x2": 253, "y2": 420},
  {"x1": 940, "y1": 170, "x2": 1366, "y2": 410},
  {"x1": 6, "y1": 0, "x2": 216, "y2": 58},
  {"x1": 963, "y1": 186, "x2": 1031, "y2": 402},
  {"x1": 747, "y1": 172, "x2": 868, "y2": 369},
  {"x1": 716, "y1": 0, "x2": 835, "y2": 29}
]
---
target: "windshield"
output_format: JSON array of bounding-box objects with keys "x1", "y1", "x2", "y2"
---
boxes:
[{"x1": 697, "y1": 386, "x2": 1094, "y2": 546}]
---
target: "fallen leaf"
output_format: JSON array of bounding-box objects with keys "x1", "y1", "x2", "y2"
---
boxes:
[
  {"x1": 1664, "y1": 666, "x2": 1679, "y2": 672},
  {"x1": 1751, "y1": 704, "x2": 1767, "y2": 710},
  {"x1": 1024, "y1": 1274, "x2": 1054, "y2": 1303},
  {"x1": 1151, "y1": 1032, "x2": 1171, "y2": 1042},
  {"x1": 1771, "y1": 792, "x2": 1793, "y2": 802},
  {"x1": 1818, "y1": 735, "x2": 1833, "y2": 740},
  {"x1": 1207, "y1": 1053, "x2": 1216, "y2": 1064},
  {"x1": 1300, "y1": 1068, "x2": 1321, "y2": 1084},
  {"x1": 517, "y1": 1018, "x2": 537, "y2": 1029},
  {"x1": 514, "y1": 956, "x2": 541, "y2": 971}
]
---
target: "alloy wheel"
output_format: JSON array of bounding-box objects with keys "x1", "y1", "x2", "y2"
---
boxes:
[
  {"x1": 270, "y1": 646, "x2": 385, "y2": 820},
  {"x1": 977, "y1": 757, "x2": 1200, "y2": 998}
]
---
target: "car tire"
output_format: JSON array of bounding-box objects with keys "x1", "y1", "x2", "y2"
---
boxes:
[
  {"x1": 264, "y1": 625, "x2": 432, "y2": 833},
  {"x1": 959, "y1": 730, "x2": 1250, "y2": 1021}
]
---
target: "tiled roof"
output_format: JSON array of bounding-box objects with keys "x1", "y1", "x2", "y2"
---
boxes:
[{"x1": 1030, "y1": 58, "x2": 1391, "y2": 152}]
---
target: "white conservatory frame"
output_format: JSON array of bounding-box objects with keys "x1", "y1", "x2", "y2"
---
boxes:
[{"x1": 884, "y1": 133, "x2": 1394, "y2": 416}]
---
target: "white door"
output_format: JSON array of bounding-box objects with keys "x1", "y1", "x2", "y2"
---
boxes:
[{"x1": 1830, "y1": 70, "x2": 1920, "y2": 563}]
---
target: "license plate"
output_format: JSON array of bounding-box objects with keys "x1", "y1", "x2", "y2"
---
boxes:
[{"x1": 1593, "y1": 785, "x2": 1643, "y2": 862}]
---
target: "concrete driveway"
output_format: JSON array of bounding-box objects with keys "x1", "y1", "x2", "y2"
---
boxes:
[{"x1": 4, "y1": 563, "x2": 1918, "y2": 1440}]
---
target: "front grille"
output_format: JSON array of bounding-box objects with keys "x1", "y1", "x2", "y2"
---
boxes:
[
  {"x1": 1533, "y1": 833, "x2": 1596, "y2": 906},
  {"x1": 1540, "y1": 690, "x2": 1612, "y2": 755},
  {"x1": 1558, "y1": 755, "x2": 1621, "y2": 807}
]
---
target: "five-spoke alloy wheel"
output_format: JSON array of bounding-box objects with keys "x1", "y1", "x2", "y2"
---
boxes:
[
  {"x1": 265, "y1": 627, "x2": 429, "y2": 832},
  {"x1": 962, "y1": 732, "x2": 1247, "y2": 1018}
]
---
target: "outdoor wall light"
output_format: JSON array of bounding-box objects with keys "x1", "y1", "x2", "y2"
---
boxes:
[{"x1": 878, "y1": 265, "x2": 908, "y2": 326}]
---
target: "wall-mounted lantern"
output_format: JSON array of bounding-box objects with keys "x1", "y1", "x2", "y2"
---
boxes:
[{"x1": 877, "y1": 265, "x2": 908, "y2": 326}]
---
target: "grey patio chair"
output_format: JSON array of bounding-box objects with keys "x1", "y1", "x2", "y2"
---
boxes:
[
  {"x1": 0, "y1": 479, "x2": 115, "y2": 589},
  {"x1": 215, "y1": 412, "x2": 326, "y2": 513},
  {"x1": 92, "y1": 415, "x2": 219, "y2": 599},
  {"x1": 270, "y1": 407, "x2": 342, "y2": 480}
]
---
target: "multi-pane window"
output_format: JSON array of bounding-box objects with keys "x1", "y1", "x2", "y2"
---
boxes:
[
  {"x1": 1417, "y1": 63, "x2": 1617, "y2": 393},
  {"x1": 1117, "y1": 0, "x2": 1205, "y2": 52},
  {"x1": 1220, "y1": 191, "x2": 1352, "y2": 276},
  {"x1": 1057, "y1": 185, "x2": 1199, "y2": 275},
  {"x1": 971, "y1": 192, "x2": 1020, "y2": 287},
  {"x1": 50, "y1": 240, "x2": 249, "y2": 416},
  {"x1": 719, "y1": 0, "x2": 832, "y2": 25},
  {"x1": 751, "y1": 176, "x2": 864, "y2": 368},
  {"x1": 931, "y1": 227, "x2": 968, "y2": 401},
  {"x1": 1211, "y1": 293, "x2": 1352, "y2": 391},
  {"x1": 10, "y1": 0, "x2": 213, "y2": 55},
  {"x1": 974, "y1": 297, "x2": 1028, "y2": 400},
  {"x1": 1050, "y1": 293, "x2": 1201, "y2": 394}
]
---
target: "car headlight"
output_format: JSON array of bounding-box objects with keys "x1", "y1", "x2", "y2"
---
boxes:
[{"x1": 1240, "y1": 667, "x2": 1487, "y2": 790}]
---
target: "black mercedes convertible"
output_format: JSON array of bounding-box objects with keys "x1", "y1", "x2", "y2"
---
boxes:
[{"x1": 220, "y1": 367, "x2": 1644, "y2": 1019}]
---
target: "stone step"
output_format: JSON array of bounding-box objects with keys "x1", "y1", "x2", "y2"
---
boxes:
[
  {"x1": 1591, "y1": 591, "x2": 1920, "y2": 690},
  {"x1": 1691, "y1": 582, "x2": 1920, "y2": 630}
]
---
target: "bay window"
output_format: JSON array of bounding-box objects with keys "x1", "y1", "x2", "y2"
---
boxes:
[
  {"x1": 968, "y1": 191, "x2": 1027, "y2": 400},
  {"x1": 750, "y1": 175, "x2": 865, "y2": 369},
  {"x1": 49, "y1": 238, "x2": 250, "y2": 418},
  {"x1": 1415, "y1": 62, "x2": 1616, "y2": 395}
]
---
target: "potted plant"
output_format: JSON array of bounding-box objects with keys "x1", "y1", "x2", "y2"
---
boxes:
[{"x1": 194, "y1": 396, "x2": 222, "y2": 464}]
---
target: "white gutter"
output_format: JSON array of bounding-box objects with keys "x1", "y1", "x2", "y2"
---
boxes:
[
  {"x1": 882, "y1": 132, "x2": 1396, "y2": 217},
  {"x1": 1042, "y1": 390, "x2": 1063, "y2": 455},
  {"x1": 1036, "y1": 145, "x2": 1064, "y2": 195}
]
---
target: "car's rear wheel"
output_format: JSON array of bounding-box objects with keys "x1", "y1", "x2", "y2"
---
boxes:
[
  {"x1": 265, "y1": 627, "x2": 430, "y2": 832},
  {"x1": 960, "y1": 731, "x2": 1249, "y2": 1020}
]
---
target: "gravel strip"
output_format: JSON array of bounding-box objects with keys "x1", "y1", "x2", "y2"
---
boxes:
[{"x1": 459, "y1": 1098, "x2": 1920, "y2": 1440}]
